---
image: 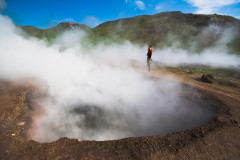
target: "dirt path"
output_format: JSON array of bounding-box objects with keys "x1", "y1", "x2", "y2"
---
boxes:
[{"x1": 149, "y1": 68, "x2": 240, "y2": 101}]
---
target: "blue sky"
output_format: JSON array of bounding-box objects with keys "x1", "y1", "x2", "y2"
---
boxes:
[{"x1": 0, "y1": 0, "x2": 240, "y2": 28}]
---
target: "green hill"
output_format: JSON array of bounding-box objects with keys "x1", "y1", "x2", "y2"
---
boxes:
[
  {"x1": 91, "y1": 11, "x2": 240, "y2": 53},
  {"x1": 20, "y1": 22, "x2": 90, "y2": 39},
  {"x1": 19, "y1": 11, "x2": 240, "y2": 54}
]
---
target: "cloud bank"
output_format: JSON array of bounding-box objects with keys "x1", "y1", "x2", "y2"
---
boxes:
[{"x1": 186, "y1": 0, "x2": 240, "y2": 14}]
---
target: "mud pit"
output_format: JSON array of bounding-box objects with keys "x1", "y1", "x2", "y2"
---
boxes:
[
  {"x1": 32, "y1": 79, "x2": 217, "y2": 142},
  {"x1": 0, "y1": 77, "x2": 239, "y2": 160},
  {"x1": 37, "y1": 95, "x2": 216, "y2": 142}
]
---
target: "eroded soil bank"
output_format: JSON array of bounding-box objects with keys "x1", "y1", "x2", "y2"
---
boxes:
[{"x1": 0, "y1": 70, "x2": 240, "y2": 159}]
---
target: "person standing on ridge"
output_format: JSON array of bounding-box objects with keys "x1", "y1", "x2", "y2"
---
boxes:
[{"x1": 147, "y1": 45, "x2": 153, "y2": 72}]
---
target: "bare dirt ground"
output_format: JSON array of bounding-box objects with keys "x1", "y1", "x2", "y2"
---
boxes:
[{"x1": 0, "y1": 66, "x2": 240, "y2": 160}]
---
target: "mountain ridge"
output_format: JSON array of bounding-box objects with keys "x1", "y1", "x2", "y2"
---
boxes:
[
  {"x1": 18, "y1": 11, "x2": 240, "y2": 53},
  {"x1": 20, "y1": 22, "x2": 90, "y2": 39}
]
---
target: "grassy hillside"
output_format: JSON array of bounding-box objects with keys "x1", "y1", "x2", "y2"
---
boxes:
[
  {"x1": 19, "y1": 11, "x2": 240, "y2": 54},
  {"x1": 90, "y1": 11, "x2": 240, "y2": 52}
]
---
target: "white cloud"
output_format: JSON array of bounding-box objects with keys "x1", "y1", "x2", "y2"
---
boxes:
[
  {"x1": 155, "y1": 4, "x2": 162, "y2": 12},
  {"x1": 82, "y1": 16, "x2": 100, "y2": 28},
  {"x1": 135, "y1": 0, "x2": 145, "y2": 10},
  {"x1": 186, "y1": 0, "x2": 240, "y2": 14},
  {"x1": 0, "y1": 0, "x2": 7, "y2": 11}
]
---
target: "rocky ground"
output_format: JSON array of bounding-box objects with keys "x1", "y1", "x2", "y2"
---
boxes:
[{"x1": 0, "y1": 67, "x2": 240, "y2": 160}]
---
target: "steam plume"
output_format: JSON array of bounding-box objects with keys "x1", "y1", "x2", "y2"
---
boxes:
[{"x1": 0, "y1": 14, "x2": 237, "y2": 142}]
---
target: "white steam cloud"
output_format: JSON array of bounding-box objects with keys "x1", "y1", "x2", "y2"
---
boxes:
[
  {"x1": 82, "y1": 16, "x2": 100, "y2": 28},
  {"x1": 153, "y1": 25, "x2": 240, "y2": 68},
  {"x1": 0, "y1": 13, "x2": 238, "y2": 142}
]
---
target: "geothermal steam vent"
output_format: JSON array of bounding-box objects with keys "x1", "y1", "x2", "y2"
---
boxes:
[
  {"x1": 34, "y1": 78, "x2": 216, "y2": 143},
  {"x1": 0, "y1": 17, "x2": 220, "y2": 143}
]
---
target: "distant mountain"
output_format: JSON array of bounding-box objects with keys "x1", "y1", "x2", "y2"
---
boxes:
[
  {"x1": 19, "y1": 11, "x2": 240, "y2": 53},
  {"x1": 20, "y1": 22, "x2": 90, "y2": 39}
]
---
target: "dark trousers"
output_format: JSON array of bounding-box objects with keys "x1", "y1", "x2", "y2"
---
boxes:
[{"x1": 147, "y1": 57, "x2": 151, "y2": 72}]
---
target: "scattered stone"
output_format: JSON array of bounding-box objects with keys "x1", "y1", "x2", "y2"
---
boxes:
[
  {"x1": 199, "y1": 74, "x2": 214, "y2": 83},
  {"x1": 17, "y1": 122, "x2": 25, "y2": 126},
  {"x1": 230, "y1": 118, "x2": 238, "y2": 124}
]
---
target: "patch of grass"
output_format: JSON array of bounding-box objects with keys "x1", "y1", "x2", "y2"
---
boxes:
[
  {"x1": 187, "y1": 69, "x2": 214, "y2": 76},
  {"x1": 165, "y1": 65, "x2": 240, "y2": 81}
]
